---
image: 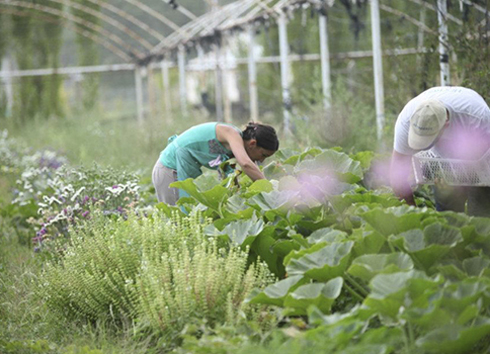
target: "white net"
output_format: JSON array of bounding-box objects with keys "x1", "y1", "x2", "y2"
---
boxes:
[{"x1": 412, "y1": 149, "x2": 490, "y2": 186}]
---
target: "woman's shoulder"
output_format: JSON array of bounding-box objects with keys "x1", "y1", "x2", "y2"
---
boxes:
[{"x1": 216, "y1": 123, "x2": 242, "y2": 135}]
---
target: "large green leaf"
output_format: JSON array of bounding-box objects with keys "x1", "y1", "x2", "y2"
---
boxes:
[
  {"x1": 279, "y1": 173, "x2": 354, "y2": 207},
  {"x1": 347, "y1": 253, "x2": 414, "y2": 282},
  {"x1": 246, "y1": 275, "x2": 306, "y2": 307},
  {"x1": 437, "y1": 262, "x2": 468, "y2": 281},
  {"x1": 270, "y1": 239, "x2": 299, "y2": 259},
  {"x1": 283, "y1": 147, "x2": 323, "y2": 165},
  {"x1": 404, "y1": 279, "x2": 489, "y2": 332},
  {"x1": 286, "y1": 241, "x2": 354, "y2": 281},
  {"x1": 283, "y1": 277, "x2": 343, "y2": 315},
  {"x1": 416, "y1": 318, "x2": 490, "y2": 354},
  {"x1": 220, "y1": 195, "x2": 255, "y2": 222},
  {"x1": 251, "y1": 230, "x2": 284, "y2": 277},
  {"x1": 464, "y1": 218, "x2": 490, "y2": 257},
  {"x1": 389, "y1": 223, "x2": 463, "y2": 270},
  {"x1": 192, "y1": 174, "x2": 221, "y2": 191},
  {"x1": 306, "y1": 305, "x2": 377, "y2": 348},
  {"x1": 440, "y1": 279, "x2": 490, "y2": 313},
  {"x1": 307, "y1": 228, "x2": 348, "y2": 245},
  {"x1": 364, "y1": 270, "x2": 430, "y2": 320},
  {"x1": 205, "y1": 214, "x2": 264, "y2": 246},
  {"x1": 359, "y1": 206, "x2": 430, "y2": 237},
  {"x1": 171, "y1": 178, "x2": 230, "y2": 211},
  {"x1": 239, "y1": 179, "x2": 274, "y2": 199},
  {"x1": 350, "y1": 150, "x2": 375, "y2": 171},
  {"x1": 463, "y1": 256, "x2": 490, "y2": 277},
  {"x1": 283, "y1": 242, "x2": 330, "y2": 267},
  {"x1": 329, "y1": 190, "x2": 402, "y2": 214},
  {"x1": 248, "y1": 190, "x2": 298, "y2": 213},
  {"x1": 349, "y1": 227, "x2": 386, "y2": 258},
  {"x1": 263, "y1": 161, "x2": 293, "y2": 180},
  {"x1": 273, "y1": 148, "x2": 301, "y2": 161},
  {"x1": 155, "y1": 202, "x2": 185, "y2": 218},
  {"x1": 295, "y1": 150, "x2": 363, "y2": 183}
]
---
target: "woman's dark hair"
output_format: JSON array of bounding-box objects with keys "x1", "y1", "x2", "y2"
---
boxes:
[{"x1": 242, "y1": 122, "x2": 279, "y2": 151}]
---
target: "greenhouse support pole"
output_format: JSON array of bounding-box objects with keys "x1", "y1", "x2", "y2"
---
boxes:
[
  {"x1": 416, "y1": 6, "x2": 426, "y2": 68},
  {"x1": 278, "y1": 11, "x2": 291, "y2": 135},
  {"x1": 134, "y1": 66, "x2": 144, "y2": 123},
  {"x1": 178, "y1": 45, "x2": 188, "y2": 115},
  {"x1": 319, "y1": 11, "x2": 332, "y2": 109},
  {"x1": 370, "y1": 0, "x2": 385, "y2": 141},
  {"x1": 147, "y1": 66, "x2": 157, "y2": 119},
  {"x1": 214, "y1": 41, "x2": 224, "y2": 122},
  {"x1": 1, "y1": 57, "x2": 13, "y2": 118},
  {"x1": 248, "y1": 25, "x2": 259, "y2": 122},
  {"x1": 222, "y1": 34, "x2": 232, "y2": 123},
  {"x1": 160, "y1": 58, "x2": 172, "y2": 121},
  {"x1": 437, "y1": 0, "x2": 450, "y2": 86}
]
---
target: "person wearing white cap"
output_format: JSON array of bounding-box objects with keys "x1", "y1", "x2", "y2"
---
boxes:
[{"x1": 390, "y1": 86, "x2": 490, "y2": 215}]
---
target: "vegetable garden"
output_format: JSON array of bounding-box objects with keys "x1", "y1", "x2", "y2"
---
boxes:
[
  {"x1": 1, "y1": 0, "x2": 490, "y2": 353},
  {"x1": 2, "y1": 126, "x2": 490, "y2": 353}
]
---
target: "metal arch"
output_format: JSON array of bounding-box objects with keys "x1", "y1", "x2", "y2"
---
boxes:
[
  {"x1": 208, "y1": 0, "x2": 263, "y2": 34},
  {"x1": 459, "y1": 0, "x2": 490, "y2": 17},
  {"x1": 215, "y1": 0, "x2": 288, "y2": 34},
  {"x1": 161, "y1": 0, "x2": 197, "y2": 20},
  {"x1": 45, "y1": 0, "x2": 154, "y2": 50},
  {"x1": 219, "y1": 0, "x2": 277, "y2": 31},
  {"x1": 122, "y1": 0, "x2": 188, "y2": 37},
  {"x1": 0, "y1": 1, "x2": 144, "y2": 59},
  {"x1": 405, "y1": 0, "x2": 463, "y2": 26},
  {"x1": 379, "y1": 3, "x2": 436, "y2": 35},
  {"x1": 168, "y1": 0, "x2": 250, "y2": 48},
  {"x1": 0, "y1": 7, "x2": 131, "y2": 61},
  {"x1": 149, "y1": 0, "x2": 295, "y2": 55},
  {"x1": 84, "y1": 0, "x2": 167, "y2": 42},
  {"x1": 184, "y1": 0, "x2": 289, "y2": 43}
]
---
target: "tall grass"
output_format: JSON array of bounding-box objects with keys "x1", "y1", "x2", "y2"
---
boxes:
[
  {"x1": 2, "y1": 109, "x2": 208, "y2": 173},
  {"x1": 0, "y1": 226, "x2": 155, "y2": 354}
]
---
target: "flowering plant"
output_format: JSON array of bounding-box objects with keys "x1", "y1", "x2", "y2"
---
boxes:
[{"x1": 29, "y1": 164, "x2": 141, "y2": 252}]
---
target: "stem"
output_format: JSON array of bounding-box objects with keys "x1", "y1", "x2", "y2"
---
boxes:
[
  {"x1": 410, "y1": 253, "x2": 427, "y2": 272},
  {"x1": 402, "y1": 324, "x2": 410, "y2": 352},
  {"x1": 405, "y1": 322, "x2": 415, "y2": 350},
  {"x1": 345, "y1": 273, "x2": 369, "y2": 297},
  {"x1": 388, "y1": 242, "x2": 396, "y2": 254},
  {"x1": 343, "y1": 281, "x2": 364, "y2": 302}
]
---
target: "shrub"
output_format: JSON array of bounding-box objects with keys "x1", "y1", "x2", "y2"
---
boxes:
[
  {"x1": 39, "y1": 210, "x2": 274, "y2": 341},
  {"x1": 21, "y1": 164, "x2": 141, "y2": 252}
]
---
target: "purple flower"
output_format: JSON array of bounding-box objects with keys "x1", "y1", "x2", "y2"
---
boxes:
[
  {"x1": 35, "y1": 228, "x2": 46, "y2": 238},
  {"x1": 112, "y1": 185, "x2": 119, "y2": 189},
  {"x1": 82, "y1": 211, "x2": 90, "y2": 218}
]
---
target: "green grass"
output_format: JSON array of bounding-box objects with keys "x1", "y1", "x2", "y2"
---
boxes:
[
  {"x1": 0, "y1": 226, "x2": 157, "y2": 354},
  {"x1": 3, "y1": 109, "x2": 209, "y2": 173}
]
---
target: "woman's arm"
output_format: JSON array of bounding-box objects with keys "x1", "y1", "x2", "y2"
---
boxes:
[
  {"x1": 390, "y1": 150, "x2": 415, "y2": 205},
  {"x1": 217, "y1": 125, "x2": 266, "y2": 181}
]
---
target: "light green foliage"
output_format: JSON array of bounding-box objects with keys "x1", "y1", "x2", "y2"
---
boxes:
[
  {"x1": 39, "y1": 211, "x2": 199, "y2": 321},
  {"x1": 138, "y1": 237, "x2": 274, "y2": 338},
  {"x1": 39, "y1": 210, "x2": 274, "y2": 341}
]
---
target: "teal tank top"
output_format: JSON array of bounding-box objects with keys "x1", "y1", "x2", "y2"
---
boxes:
[{"x1": 159, "y1": 122, "x2": 241, "y2": 181}]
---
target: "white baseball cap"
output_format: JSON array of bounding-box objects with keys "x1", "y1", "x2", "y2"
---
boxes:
[{"x1": 408, "y1": 99, "x2": 447, "y2": 150}]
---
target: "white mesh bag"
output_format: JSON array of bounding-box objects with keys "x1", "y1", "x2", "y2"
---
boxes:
[{"x1": 412, "y1": 149, "x2": 490, "y2": 186}]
